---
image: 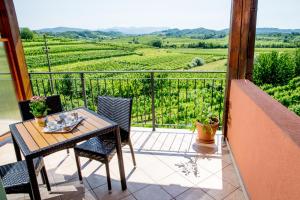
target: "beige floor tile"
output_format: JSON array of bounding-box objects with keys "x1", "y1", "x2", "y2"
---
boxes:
[
  {"x1": 53, "y1": 177, "x2": 91, "y2": 200},
  {"x1": 7, "y1": 194, "x2": 25, "y2": 200},
  {"x1": 175, "y1": 157, "x2": 213, "y2": 185},
  {"x1": 159, "y1": 172, "x2": 194, "y2": 197},
  {"x1": 198, "y1": 175, "x2": 236, "y2": 200},
  {"x1": 196, "y1": 156, "x2": 230, "y2": 174},
  {"x1": 3, "y1": 128, "x2": 244, "y2": 200},
  {"x1": 133, "y1": 185, "x2": 172, "y2": 200},
  {"x1": 175, "y1": 187, "x2": 214, "y2": 200},
  {"x1": 141, "y1": 158, "x2": 175, "y2": 182},
  {"x1": 121, "y1": 194, "x2": 137, "y2": 200},
  {"x1": 215, "y1": 164, "x2": 240, "y2": 187},
  {"x1": 223, "y1": 189, "x2": 246, "y2": 200},
  {"x1": 93, "y1": 180, "x2": 131, "y2": 200},
  {"x1": 125, "y1": 168, "x2": 155, "y2": 193}
]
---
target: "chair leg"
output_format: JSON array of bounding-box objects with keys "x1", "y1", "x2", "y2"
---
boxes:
[
  {"x1": 75, "y1": 154, "x2": 83, "y2": 181},
  {"x1": 41, "y1": 168, "x2": 46, "y2": 184},
  {"x1": 41, "y1": 167, "x2": 51, "y2": 191},
  {"x1": 29, "y1": 190, "x2": 34, "y2": 200},
  {"x1": 128, "y1": 138, "x2": 136, "y2": 166},
  {"x1": 105, "y1": 160, "x2": 112, "y2": 191}
]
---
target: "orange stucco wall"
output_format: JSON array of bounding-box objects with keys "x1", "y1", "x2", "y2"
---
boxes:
[{"x1": 227, "y1": 80, "x2": 300, "y2": 200}]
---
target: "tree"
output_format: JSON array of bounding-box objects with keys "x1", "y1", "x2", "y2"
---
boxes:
[
  {"x1": 150, "y1": 39, "x2": 162, "y2": 48},
  {"x1": 295, "y1": 48, "x2": 300, "y2": 76},
  {"x1": 253, "y1": 51, "x2": 295, "y2": 86},
  {"x1": 20, "y1": 28, "x2": 34, "y2": 40}
]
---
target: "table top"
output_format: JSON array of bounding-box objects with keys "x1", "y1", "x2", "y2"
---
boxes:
[{"x1": 10, "y1": 107, "x2": 117, "y2": 157}]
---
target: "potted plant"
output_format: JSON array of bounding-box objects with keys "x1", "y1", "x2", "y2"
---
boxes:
[
  {"x1": 195, "y1": 103, "x2": 219, "y2": 144},
  {"x1": 29, "y1": 96, "x2": 49, "y2": 127}
]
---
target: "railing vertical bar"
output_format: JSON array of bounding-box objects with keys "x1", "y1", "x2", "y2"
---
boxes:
[
  {"x1": 104, "y1": 79, "x2": 107, "y2": 95},
  {"x1": 150, "y1": 72, "x2": 156, "y2": 131},
  {"x1": 41, "y1": 79, "x2": 46, "y2": 96},
  {"x1": 112, "y1": 79, "x2": 115, "y2": 96},
  {"x1": 80, "y1": 72, "x2": 88, "y2": 108},
  {"x1": 74, "y1": 79, "x2": 80, "y2": 107},
  {"x1": 211, "y1": 79, "x2": 215, "y2": 109},
  {"x1": 97, "y1": 78, "x2": 100, "y2": 96},
  {"x1": 177, "y1": 79, "x2": 180, "y2": 125},
  {"x1": 194, "y1": 79, "x2": 197, "y2": 118},
  {"x1": 219, "y1": 80, "x2": 224, "y2": 124},
  {"x1": 185, "y1": 79, "x2": 188, "y2": 126},
  {"x1": 89, "y1": 79, "x2": 95, "y2": 110}
]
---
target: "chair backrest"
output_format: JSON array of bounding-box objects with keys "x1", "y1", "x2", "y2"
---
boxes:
[
  {"x1": 97, "y1": 96, "x2": 132, "y2": 133},
  {"x1": 18, "y1": 95, "x2": 63, "y2": 121}
]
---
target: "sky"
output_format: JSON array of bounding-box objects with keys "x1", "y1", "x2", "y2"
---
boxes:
[{"x1": 14, "y1": 0, "x2": 300, "y2": 30}]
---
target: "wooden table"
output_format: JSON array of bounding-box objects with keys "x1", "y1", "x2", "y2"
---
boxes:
[{"x1": 9, "y1": 107, "x2": 127, "y2": 200}]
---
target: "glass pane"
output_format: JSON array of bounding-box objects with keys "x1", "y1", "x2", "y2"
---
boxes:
[{"x1": 0, "y1": 42, "x2": 20, "y2": 135}]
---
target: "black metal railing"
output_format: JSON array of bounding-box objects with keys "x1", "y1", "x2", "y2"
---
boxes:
[{"x1": 28, "y1": 70, "x2": 226, "y2": 130}]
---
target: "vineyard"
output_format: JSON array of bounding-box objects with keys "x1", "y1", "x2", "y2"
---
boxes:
[{"x1": 21, "y1": 32, "x2": 300, "y2": 128}]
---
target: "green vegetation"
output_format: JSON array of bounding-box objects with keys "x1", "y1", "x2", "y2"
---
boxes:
[
  {"x1": 20, "y1": 27, "x2": 34, "y2": 40},
  {"x1": 21, "y1": 27, "x2": 300, "y2": 124},
  {"x1": 253, "y1": 49, "x2": 300, "y2": 116},
  {"x1": 261, "y1": 77, "x2": 300, "y2": 115}
]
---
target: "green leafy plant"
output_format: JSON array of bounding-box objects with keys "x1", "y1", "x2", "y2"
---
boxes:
[
  {"x1": 193, "y1": 89, "x2": 219, "y2": 134},
  {"x1": 29, "y1": 96, "x2": 49, "y2": 118}
]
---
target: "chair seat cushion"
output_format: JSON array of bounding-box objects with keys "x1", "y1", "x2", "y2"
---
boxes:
[
  {"x1": 0, "y1": 157, "x2": 43, "y2": 193},
  {"x1": 74, "y1": 137, "x2": 117, "y2": 159}
]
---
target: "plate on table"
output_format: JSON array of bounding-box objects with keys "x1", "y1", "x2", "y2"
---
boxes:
[{"x1": 43, "y1": 116, "x2": 84, "y2": 133}]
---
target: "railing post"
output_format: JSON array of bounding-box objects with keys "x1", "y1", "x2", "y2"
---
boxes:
[
  {"x1": 80, "y1": 72, "x2": 88, "y2": 108},
  {"x1": 150, "y1": 72, "x2": 156, "y2": 131}
]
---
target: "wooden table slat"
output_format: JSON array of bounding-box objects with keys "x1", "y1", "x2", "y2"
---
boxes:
[
  {"x1": 30, "y1": 121, "x2": 58, "y2": 145},
  {"x1": 15, "y1": 124, "x2": 40, "y2": 151},
  {"x1": 78, "y1": 109, "x2": 111, "y2": 128},
  {"x1": 23, "y1": 121, "x2": 49, "y2": 148}
]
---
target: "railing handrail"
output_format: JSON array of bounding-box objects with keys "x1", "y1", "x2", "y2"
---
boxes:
[{"x1": 28, "y1": 70, "x2": 227, "y2": 75}]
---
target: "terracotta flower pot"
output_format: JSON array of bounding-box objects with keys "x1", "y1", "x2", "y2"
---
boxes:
[
  {"x1": 195, "y1": 118, "x2": 219, "y2": 144},
  {"x1": 35, "y1": 117, "x2": 46, "y2": 127}
]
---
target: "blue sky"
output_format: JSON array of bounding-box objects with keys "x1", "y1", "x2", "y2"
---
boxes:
[{"x1": 14, "y1": 0, "x2": 300, "y2": 30}]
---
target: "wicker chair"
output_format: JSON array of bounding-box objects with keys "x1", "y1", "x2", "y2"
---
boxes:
[
  {"x1": 0, "y1": 158, "x2": 48, "y2": 199},
  {"x1": 15, "y1": 95, "x2": 64, "y2": 194},
  {"x1": 74, "y1": 96, "x2": 135, "y2": 190},
  {"x1": 18, "y1": 95, "x2": 63, "y2": 121}
]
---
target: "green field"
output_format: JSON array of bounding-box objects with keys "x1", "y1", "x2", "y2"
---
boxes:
[
  {"x1": 23, "y1": 35, "x2": 298, "y2": 73},
  {"x1": 22, "y1": 33, "x2": 299, "y2": 127}
]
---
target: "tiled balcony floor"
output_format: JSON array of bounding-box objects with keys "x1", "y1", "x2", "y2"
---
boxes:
[{"x1": 0, "y1": 127, "x2": 246, "y2": 200}]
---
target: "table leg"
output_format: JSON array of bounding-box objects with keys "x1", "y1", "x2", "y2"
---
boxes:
[
  {"x1": 114, "y1": 127, "x2": 127, "y2": 190},
  {"x1": 25, "y1": 157, "x2": 41, "y2": 200},
  {"x1": 12, "y1": 135, "x2": 22, "y2": 161}
]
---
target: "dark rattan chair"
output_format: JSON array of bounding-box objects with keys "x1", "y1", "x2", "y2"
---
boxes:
[
  {"x1": 0, "y1": 158, "x2": 49, "y2": 199},
  {"x1": 15, "y1": 95, "x2": 64, "y2": 195},
  {"x1": 18, "y1": 95, "x2": 63, "y2": 121},
  {"x1": 74, "y1": 96, "x2": 135, "y2": 190}
]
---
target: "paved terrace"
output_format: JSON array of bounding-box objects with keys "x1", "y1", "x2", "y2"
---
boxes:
[{"x1": 0, "y1": 128, "x2": 246, "y2": 200}]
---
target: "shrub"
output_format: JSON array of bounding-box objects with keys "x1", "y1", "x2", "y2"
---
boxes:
[
  {"x1": 253, "y1": 51, "x2": 295, "y2": 86},
  {"x1": 150, "y1": 39, "x2": 162, "y2": 48},
  {"x1": 186, "y1": 57, "x2": 205, "y2": 69},
  {"x1": 20, "y1": 28, "x2": 34, "y2": 40}
]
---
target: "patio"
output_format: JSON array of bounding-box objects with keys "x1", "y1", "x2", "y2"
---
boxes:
[{"x1": 0, "y1": 128, "x2": 245, "y2": 200}]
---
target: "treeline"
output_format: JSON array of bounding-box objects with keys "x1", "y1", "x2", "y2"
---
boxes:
[{"x1": 253, "y1": 49, "x2": 300, "y2": 116}]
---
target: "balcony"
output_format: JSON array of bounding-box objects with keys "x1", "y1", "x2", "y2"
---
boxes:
[
  {"x1": 0, "y1": 0, "x2": 299, "y2": 199},
  {"x1": 0, "y1": 128, "x2": 245, "y2": 200}
]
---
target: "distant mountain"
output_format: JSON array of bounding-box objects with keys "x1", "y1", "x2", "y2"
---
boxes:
[
  {"x1": 33, "y1": 27, "x2": 300, "y2": 39},
  {"x1": 99, "y1": 27, "x2": 170, "y2": 35},
  {"x1": 37, "y1": 27, "x2": 89, "y2": 33},
  {"x1": 256, "y1": 28, "x2": 300, "y2": 34},
  {"x1": 153, "y1": 28, "x2": 227, "y2": 38}
]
